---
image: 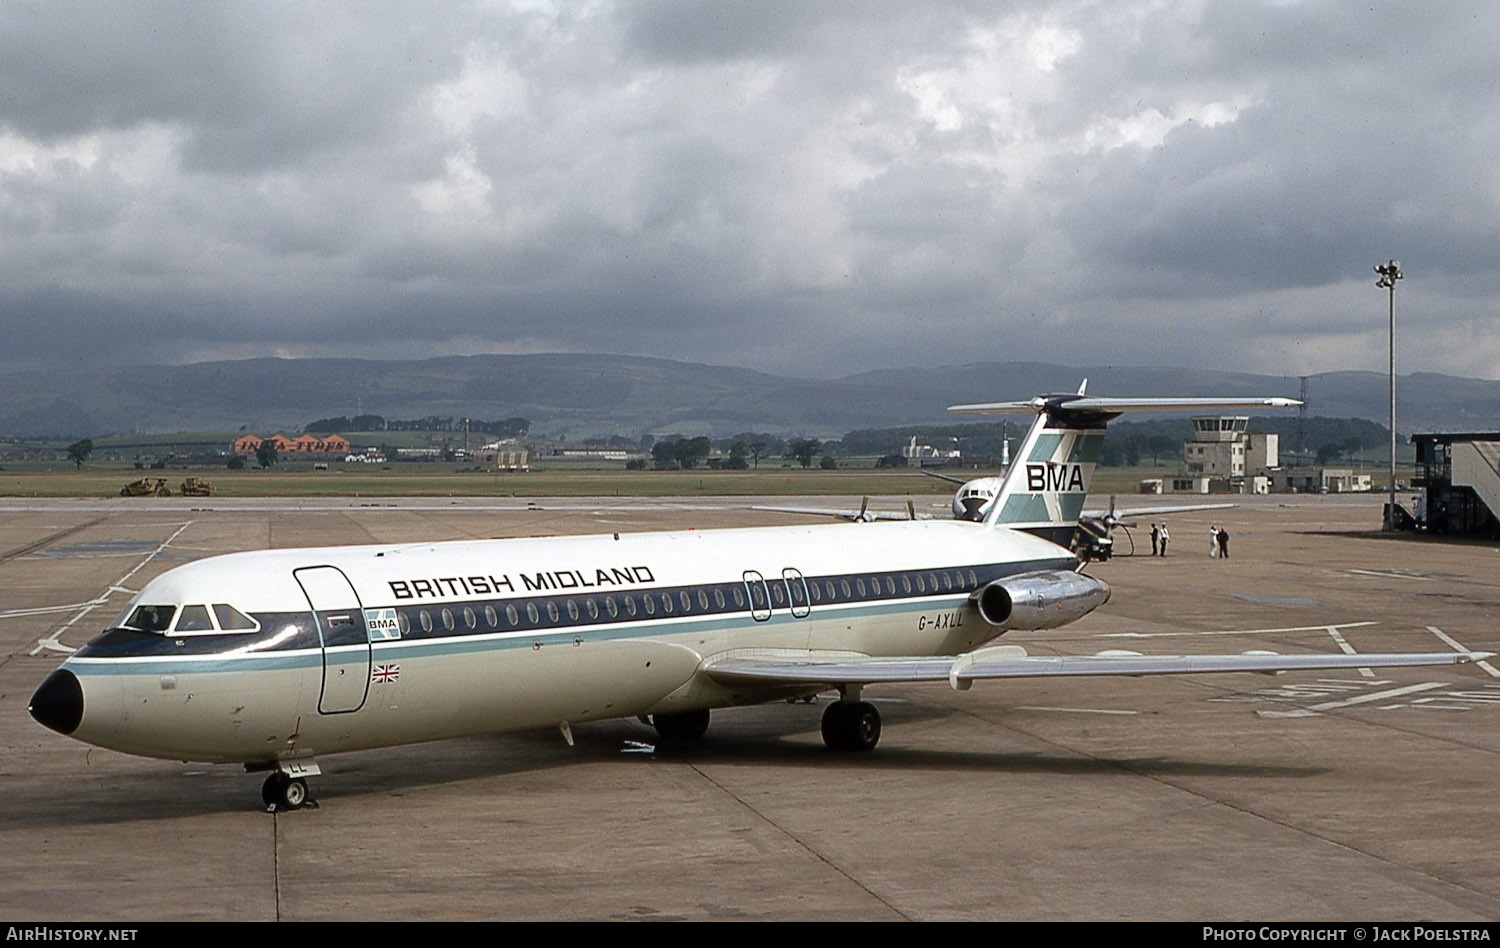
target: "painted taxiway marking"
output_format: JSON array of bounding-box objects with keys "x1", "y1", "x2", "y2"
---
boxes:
[
  {"x1": 29, "y1": 521, "x2": 194, "y2": 656},
  {"x1": 1426, "y1": 626, "x2": 1500, "y2": 679},
  {"x1": 1256, "y1": 682, "x2": 1447, "y2": 718},
  {"x1": 1093, "y1": 621, "x2": 1378, "y2": 640},
  {"x1": 0, "y1": 599, "x2": 111, "y2": 620},
  {"x1": 1347, "y1": 568, "x2": 1436, "y2": 582},
  {"x1": 1324, "y1": 625, "x2": 1378, "y2": 679},
  {"x1": 1014, "y1": 706, "x2": 1139, "y2": 716},
  {"x1": 1405, "y1": 685, "x2": 1500, "y2": 711}
]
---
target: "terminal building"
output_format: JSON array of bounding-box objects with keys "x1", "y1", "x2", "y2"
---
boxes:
[
  {"x1": 1158, "y1": 415, "x2": 1378, "y2": 496},
  {"x1": 1164, "y1": 416, "x2": 1279, "y2": 494}
]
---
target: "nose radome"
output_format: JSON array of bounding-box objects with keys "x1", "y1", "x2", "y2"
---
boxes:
[{"x1": 30, "y1": 668, "x2": 83, "y2": 735}]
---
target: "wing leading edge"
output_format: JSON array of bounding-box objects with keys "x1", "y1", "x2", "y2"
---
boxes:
[{"x1": 704, "y1": 647, "x2": 1494, "y2": 692}]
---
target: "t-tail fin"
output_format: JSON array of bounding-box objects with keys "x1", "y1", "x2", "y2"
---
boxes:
[{"x1": 948, "y1": 383, "x2": 1299, "y2": 546}]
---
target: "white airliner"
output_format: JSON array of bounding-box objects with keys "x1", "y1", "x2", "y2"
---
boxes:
[{"x1": 29, "y1": 386, "x2": 1492, "y2": 810}]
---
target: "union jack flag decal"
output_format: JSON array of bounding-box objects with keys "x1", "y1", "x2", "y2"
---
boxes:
[{"x1": 371, "y1": 663, "x2": 400, "y2": 684}]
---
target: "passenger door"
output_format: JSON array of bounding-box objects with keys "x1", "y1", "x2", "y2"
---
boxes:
[{"x1": 294, "y1": 566, "x2": 372, "y2": 714}]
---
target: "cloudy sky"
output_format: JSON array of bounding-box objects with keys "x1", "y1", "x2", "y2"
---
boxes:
[{"x1": 2, "y1": 1, "x2": 1497, "y2": 381}]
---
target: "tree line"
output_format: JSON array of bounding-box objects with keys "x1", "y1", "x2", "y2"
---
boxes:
[
  {"x1": 638, "y1": 435, "x2": 827, "y2": 470},
  {"x1": 305, "y1": 415, "x2": 530, "y2": 436}
]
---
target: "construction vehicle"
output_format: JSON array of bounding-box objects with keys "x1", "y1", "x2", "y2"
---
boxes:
[
  {"x1": 179, "y1": 476, "x2": 214, "y2": 497},
  {"x1": 120, "y1": 478, "x2": 171, "y2": 497}
]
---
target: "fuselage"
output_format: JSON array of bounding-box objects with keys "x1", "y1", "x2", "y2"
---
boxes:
[{"x1": 31, "y1": 519, "x2": 1082, "y2": 766}]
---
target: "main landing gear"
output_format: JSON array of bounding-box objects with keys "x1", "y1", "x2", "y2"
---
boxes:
[
  {"x1": 261, "y1": 771, "x2": 319, "y2": 812},
  {"x1": 651, "y1": 708, "x2": 711, "y2": 742},
  {"x1": 820, "y1": 698, "x2": 881, "y2": 752}
]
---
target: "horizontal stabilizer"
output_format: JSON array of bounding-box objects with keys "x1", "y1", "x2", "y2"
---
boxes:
[{"x1": 949, "y1": 396, "x2": 1302, "y2": 415}]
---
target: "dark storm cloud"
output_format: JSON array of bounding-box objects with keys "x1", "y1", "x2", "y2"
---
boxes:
[
  {"x1": 0, "y1": 4, "x2": 464, "y2": 170},
  {"x1": 1063, "y1": 3, "x2": 1500, "y2": 298},
  {"x1": 1, "y1": 1, "x2": 1498, "y2": 382}
]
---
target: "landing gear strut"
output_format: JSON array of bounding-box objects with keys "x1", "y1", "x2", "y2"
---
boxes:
[
  {"x1": 821, "y1": 701, "x2": 881, "y2": 752},
  {"x1": 261, "y1": 771, "x2": 317, "y2": 811}
]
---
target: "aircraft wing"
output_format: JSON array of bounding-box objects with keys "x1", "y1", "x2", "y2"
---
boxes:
[
  {"x1": 704, "y1": 646, "x2": 1494, "y2": 691},
  {"x1": 747, "y1": 504, "x2": 931, "y2": 522},
  {"x1": 1084, "y1": 502, "x2": 1236, "y2": 520}
]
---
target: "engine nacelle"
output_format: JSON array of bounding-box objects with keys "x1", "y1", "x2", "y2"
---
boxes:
[{"x1": 970, "y1": 570, "x2": 1111, "y2": 631}]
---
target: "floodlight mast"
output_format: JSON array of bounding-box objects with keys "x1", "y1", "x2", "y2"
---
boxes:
[{"x1": 1375, "y1": 259, "x2": 1403, "y2": 531}]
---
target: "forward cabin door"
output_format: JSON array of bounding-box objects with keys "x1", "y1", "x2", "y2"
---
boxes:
[{"x1": 295, "y1": 566, "x2": 372, "y2": 714}]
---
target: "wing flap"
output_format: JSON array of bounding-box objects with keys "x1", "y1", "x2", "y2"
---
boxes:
[{"x1": 704, "y1": 647, "x2": 1494, "y2": 692}]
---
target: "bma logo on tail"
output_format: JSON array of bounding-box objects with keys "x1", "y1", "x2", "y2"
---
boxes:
[{"x1": 1026, "y1": 462, "x2": 1088, "y2": 493}]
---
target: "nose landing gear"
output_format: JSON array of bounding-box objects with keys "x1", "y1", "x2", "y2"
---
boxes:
[{"x1": 261, "y1": 770, "x2": 319, "y2": 811}]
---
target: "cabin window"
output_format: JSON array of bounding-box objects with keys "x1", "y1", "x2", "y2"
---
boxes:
[
  {"x1": 770, "y1": 584, "x2": 786, "y2": 606},
  {"x1": 697, "y1": 590, "x2": 709, "y2": 611},
  {"x1": 643, "y1": 596, "x2": 656, "y2": 616},
  {"x1": 565, "y1": 599, "x2": 579, "y2": 621},
  {"x1": 176, "y1": 605, "x2": 214, "y2": 632},
  {"x1": 463, "y1": 607, "x2": 477, "y2": 630},
  {"x1": 713, "y1": 588, "x2": 726, "y2": 609},
  {"x1": 119, "y1": 604, "x2": 176, "y2": 633},
  {"x1": 855, "y1": 578, "x2": 867, "y2": 598},
  {"x1": 884, "y1": 576, "x2": 896, "y2": 595},
  {"x1": 441, "y1": 609, "x2": 455, "y2": 632},
  {"x1": 731, "y1": 587, "x2": 745, "y2": 608},
  {"x1": 484, "y1": 605, "x2": 498, "y2": 629},
  {"x1": 419, "y1": 611, "x2": 433, "y2": 633},
  {"x1": 840, "y1": 579, "x2": 852, "y2": 599},
  {"x1": 585, "y1": 599, "x2": 599, "y2": 620},
  {"x1": 914, "y1": 573, "x2": 926, "y2": 593},
  {"x1": 505, "y1": 604, "x2": 519, "y2": 626},
  {"x1": 525, "y1": 603, "x2": 540, "y2": 624},
  {"x1": 809, "y1": 583, "x2": 821, "y2": 603},
  {"x1": 624, "y1": 597, "x2": 638, "y2": 617},
  {"x1": 604, "y1": 596, "x2": 618, "y2": 618},
  {"x1": 901, "y1": 575, "x2": 912, "y2": 595},
  {"x1": 545, "y1": 602, "x2": 560, "y2": 623},
  {"x1": 213, "y1": 604, "x2": 259, "y2": 631},
  {"x1": 397, "y1": 611, "x2": 412, "y2": 635},
  {"x1": 823, "y1": 580, "x2": 835, "y2": 601},
  {"x1": 661, "y1": 594, "x2": 674, "y2": 615}
]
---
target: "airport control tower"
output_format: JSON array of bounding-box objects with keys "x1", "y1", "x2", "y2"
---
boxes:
[{"x1": 1183, "y1": 416, "x2": 1279, "y2": 481}]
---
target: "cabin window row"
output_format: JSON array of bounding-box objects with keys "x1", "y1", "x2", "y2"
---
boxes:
[{"x1": 396, "y1": 566, "x2": 989, "y2": 637}]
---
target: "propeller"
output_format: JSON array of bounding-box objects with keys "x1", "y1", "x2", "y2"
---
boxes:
[
  {"x1": 844, "y1": 496, "x2": 872, "y2": 523},
  {"x1": 1076, "y1": 495, "x2": 1139, "y2": 559}
]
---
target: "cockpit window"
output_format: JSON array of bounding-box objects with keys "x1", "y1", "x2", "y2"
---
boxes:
[
  {"x1": 112, "y1": 602, "x2": 261, "y2": 635},
  {"x1": 213, "y1": 603, "x2": 259, "y2": 631},
  {"x1": 176, "y1": 605, "x2": 214, "y2": 632},
  {"x1": 119, "y1": 605, "x2": 176, "y2": 633}
]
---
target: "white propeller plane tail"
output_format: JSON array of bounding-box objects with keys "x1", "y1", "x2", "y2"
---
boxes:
[{"x1": 949, "y1": 381, "x2": 1301, "y2": 546}]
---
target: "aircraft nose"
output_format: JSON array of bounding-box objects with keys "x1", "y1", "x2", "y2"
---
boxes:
[{"x1": 30, "y1": 668, "x2": 84, "y2": 735}]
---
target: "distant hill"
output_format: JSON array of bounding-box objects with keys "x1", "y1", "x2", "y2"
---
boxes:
[{"x1": 0, "y1": 354, "x2": 1495, "y2": 439}]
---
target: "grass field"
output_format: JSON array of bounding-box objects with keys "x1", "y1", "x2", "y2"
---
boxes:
[{"x1": 0, "y1": 463, "x2": 1283, "y2": 499}]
